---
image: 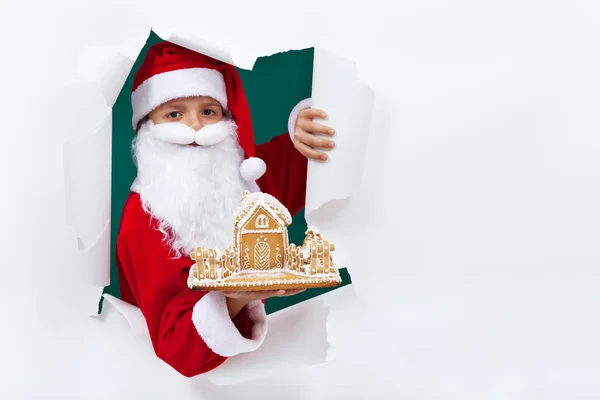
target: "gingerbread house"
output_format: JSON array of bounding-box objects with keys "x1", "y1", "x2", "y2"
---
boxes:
[
  {"x1": 187, "y1": 191, "x2": 342, "y2": 291},
  {"x1": 233, "y1": 190, "x2": 291, "y2": 271}
]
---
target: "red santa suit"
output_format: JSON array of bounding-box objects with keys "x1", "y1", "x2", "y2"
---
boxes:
[{"x1": 115, "y1": 42, "x2": 311, "y2": 377}]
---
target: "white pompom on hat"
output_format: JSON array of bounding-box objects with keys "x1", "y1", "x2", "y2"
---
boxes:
[{"x1": 240, "y1": 157, "x2": 267, "y2": 182}]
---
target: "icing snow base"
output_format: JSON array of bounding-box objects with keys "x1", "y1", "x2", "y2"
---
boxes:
[{"x1": 187, "y1": 265, "x2": 342, "y2": 290}]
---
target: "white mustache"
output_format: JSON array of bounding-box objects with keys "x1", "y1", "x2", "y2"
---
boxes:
[{"x1": 147, "y1": 120, "x2": 233, "y2": 146}]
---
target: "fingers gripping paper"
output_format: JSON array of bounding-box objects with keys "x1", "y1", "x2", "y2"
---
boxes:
[{"x1": 305, "y1": 48, "x2": 375, "y2": 223}]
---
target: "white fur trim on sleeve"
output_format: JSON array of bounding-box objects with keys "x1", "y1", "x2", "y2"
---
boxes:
[
  {"x1": 287, "y1": 98, "x2": 312, "y2": 143},
  {"x1": 191, "y1": 291, "x2": 267, "y2": 357}
]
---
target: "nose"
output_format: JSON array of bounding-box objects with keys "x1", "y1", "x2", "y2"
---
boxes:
[{"x1": 189, "y1": 115, "x2": 203, "y2": 131}]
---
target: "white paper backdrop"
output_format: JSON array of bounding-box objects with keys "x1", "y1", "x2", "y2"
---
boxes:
[{"x1": 2, "y1": 0, "x2": 600, "y2": 398}]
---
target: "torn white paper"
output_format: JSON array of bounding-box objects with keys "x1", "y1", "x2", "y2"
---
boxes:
[
  {"x1": 204, "y1": 295, "x2": 330, "y2": 386},
  {"x1": 98, "y1": 289, "x2": 331, "y2": 386},
  {"x1": 102, "y1": 294, "x2": 149, "y2": 336},
  {"x1": 63, "y1": 46, "x2": 136, "y2": 315},
  {"x1": 153, "y1": 26, "x2": 257, "y2": 70},
  {"x1": 75, "y1": 46, "x2": 133, "y2": 108},
  {"x1": 305, "y1": 47, "x2": 375, "y2": 223},
  {"x1": 63, "y1": 114, "x2": 112, "y2": 287}
]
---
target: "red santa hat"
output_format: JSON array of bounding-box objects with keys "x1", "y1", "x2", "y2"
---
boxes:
[{"x1": 131, "y1": 41, "x2": 266, "y2": 182}]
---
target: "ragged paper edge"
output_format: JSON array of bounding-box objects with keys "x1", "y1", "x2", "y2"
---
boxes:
[
  {"x1": 63, "y1": 43, "x2": 136, "y2": 316},
  {"x1": 101, "y1": 294, "x2": 149, "y2": 335},
  {"x1": 65, "y1": 26, "x2": 369, "y2": 385},
  {"x1": 63, "y1": 113, "x2": 113, "y2": 315},
  {"x1": 304, "y1": 47, "x2": 376, "y2": 223},
  {"x1": 203, "y1": 294, "x2": 331, "y2": 385},
  {"x1": 196, "y1": 285, "x2": 360, "y2": 387},
  {"x1": 153, "y1": 25, "x2": 257, "y2": 71},
  {"x1": 301, "y1": 47, "x2": 376, "y2": 300}
]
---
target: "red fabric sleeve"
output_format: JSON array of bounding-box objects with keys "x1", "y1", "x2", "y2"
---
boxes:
[
  {"x1": 115, "y1": 194, "x2": 267, "y2": 378},
  {"x1": 255, "y1": 133, "x2": 308, "y2": 217}
]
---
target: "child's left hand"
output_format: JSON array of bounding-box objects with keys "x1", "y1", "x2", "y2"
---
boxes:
[{"x1": 293, "y1": 108, "x2": 336, "y2": 161}]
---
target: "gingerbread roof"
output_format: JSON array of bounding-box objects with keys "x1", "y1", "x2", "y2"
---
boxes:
[{"x1": 234, "y1": 191, "x2": 292, "y2": 227}]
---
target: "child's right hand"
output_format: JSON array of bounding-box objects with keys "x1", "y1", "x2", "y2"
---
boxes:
[{"x1": 293, "y1": 108, "x2": 336, "y2": 161}]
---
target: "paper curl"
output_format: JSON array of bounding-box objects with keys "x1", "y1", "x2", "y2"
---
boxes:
[
  {"x1": 63, "y1": 45, "x2": 136, "y2": 315},
  {"x1": 102, "y1": 294, "x2": 149, "y2": 335},
  {"x1": 63, "y1": 114, "x2": 112, "y2": 288},
  {"x1": 204, "y1": 296, "x2": 330, "y2": 385},
  {"x1": 153, "y1": 25, "x2": 257, "y2": 70},
  {"x1": 305, "y1": 48, "x2": 375, "y2": 221},
  {"x1": 76, "y1": 46, "x2": 133, "y2": 108}
]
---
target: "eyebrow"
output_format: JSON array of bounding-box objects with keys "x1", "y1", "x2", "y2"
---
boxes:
[
  {"x1": 198, "y1": 100, "x2": 221, "y2": 107},
  {"x1": 163, "y1": 100, "x2": 221, "y2": 109},
  {"x1": 161, "y1": 102, "x2": 188, "y2": 109}
]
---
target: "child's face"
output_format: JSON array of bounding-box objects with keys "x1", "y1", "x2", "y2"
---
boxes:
[{"x1": 149, "y1": 96, "x2": 224, "y2": 130}]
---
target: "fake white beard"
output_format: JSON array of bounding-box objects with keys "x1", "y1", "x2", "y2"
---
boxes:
[{"x1": 131, "y1": 119, "x2": 247, "y2": 257}]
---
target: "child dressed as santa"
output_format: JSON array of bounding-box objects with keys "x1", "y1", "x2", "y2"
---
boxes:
[{"x1": 115, "y1": 41, "x2": 335, "y2": 377}]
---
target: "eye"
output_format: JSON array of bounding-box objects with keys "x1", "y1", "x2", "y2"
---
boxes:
[
  {"x1": 166, "y1": 111, "x2": 182, "y2": 119},
  {"x1": 202, "y1": 109, "x2": 217, "y2": 116}
]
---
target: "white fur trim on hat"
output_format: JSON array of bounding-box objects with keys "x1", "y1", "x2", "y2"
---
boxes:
[
  {"x1": 191, "y1": 291, "x2": 267, "y2": 357},
  {"x1": 240, "y1": 157, "x2": 266, "y2": 181},
  {"x1": 131, "y1": 68, "x2": 228, "y2": 129},
  {"x1": 287, "y1": 98, "x2": 312, "y2": 143}
]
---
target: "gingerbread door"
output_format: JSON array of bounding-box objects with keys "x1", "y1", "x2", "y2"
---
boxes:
[{"x1": 254, "y1": 241, "x2": 270, "y2": 270}]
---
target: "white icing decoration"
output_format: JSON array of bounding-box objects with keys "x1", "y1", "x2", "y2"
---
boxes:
[
  {"x1": 276, "y1": 246, "x2": 282, "y2": 268},
  {"x1": 243, "y1": 246, "x2": 249, "y2": 267},
  {"x1": 241, "y1": 228, "x2": 284, "y2": 234},
  {"x1": 253, "y1": 241, "x2": 270, "y2": 270},
  {"x1": 255, "y1": 214, "x2": 269, "y2": 229},
  {"x1": 235, "y1": 191, "x2": 292, "y2": 227}
]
